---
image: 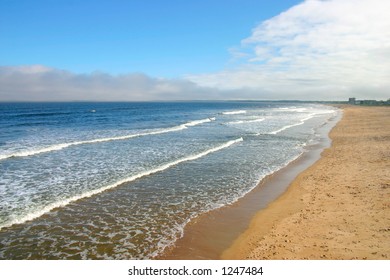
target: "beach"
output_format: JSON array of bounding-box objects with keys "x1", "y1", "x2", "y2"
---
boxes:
[{"x1": 222, "y1": 106, "x2": 390, "y2": 260}]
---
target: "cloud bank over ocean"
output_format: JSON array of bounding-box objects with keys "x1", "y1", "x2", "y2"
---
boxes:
[
  {"x1": 0, "y1": 65, "x2": 211, "y2": 101},
  {"x1": 1, "y1": 0, "x2": 389, "y2": 101},
  {"x1": 0, "y1": 65, "x2": 273, "y2": 101}
]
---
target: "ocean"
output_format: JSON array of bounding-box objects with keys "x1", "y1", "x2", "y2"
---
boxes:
[{"x1": 0, "y1": 101, "x2": 337, "y2": 259}]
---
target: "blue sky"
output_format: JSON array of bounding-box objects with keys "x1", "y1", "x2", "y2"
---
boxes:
[
  {"x1": 1, "y1": 0, "x2": 300, "y2": 77},
  {"x1": 1, "y1": 0, "x2": 389, "y2": 101}
]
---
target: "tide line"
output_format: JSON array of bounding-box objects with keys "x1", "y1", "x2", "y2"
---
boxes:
[{"x1": 0, "y1": 137, "x2": 243, "y2": 230}]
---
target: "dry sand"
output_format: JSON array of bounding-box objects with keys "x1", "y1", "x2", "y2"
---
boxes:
[{"x1": 222, "y1": 106, "x2": 390, "y2": 260}]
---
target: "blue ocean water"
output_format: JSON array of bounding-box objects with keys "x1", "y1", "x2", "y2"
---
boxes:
[{"x1": 0, "y1": 101, "x2": 337, "y2": 259}]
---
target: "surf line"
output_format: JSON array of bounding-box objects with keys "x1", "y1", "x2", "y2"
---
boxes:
[
  {"x1": 267, "y1": 114, "x2": 316, "y2": 135},
  {"x1": 0, "y1": 137, "x2": 242, "y2": 230},
  {"x1": 222, "y1": 110, "x2": 247, "y2": 115},
  {"x1": 0, "y1": 118, "x2": 216, "y2": 161},
  {"x1": 228, "y1": 118, "x2": 265, "y2": 125}
]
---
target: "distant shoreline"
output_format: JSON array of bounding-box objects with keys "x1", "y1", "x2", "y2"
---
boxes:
[{"x1": 222, "y1": 105, "x2": 390, "y2": 259}]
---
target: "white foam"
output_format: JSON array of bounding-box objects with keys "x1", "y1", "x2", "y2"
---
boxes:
[
  {"x1": 275, "y1": 107, "x2": 307, "y2": 112},
  {"x1": 0, "y1": 118, "x2": 215, "y2": 161},
  {"x1": 0, "y1": 137, "x2": 242, "y2": 230},
  {"x1": 151, "y1": 143, "x2": 305, "y2": 259},
  {"x1": 182, "y1": 117, "x2": 214, "y2": 127},
  {"x1": 228, "y1": 118, "x2": 265, "y2": 125},
  {"x1": 288, "y1": 108, "x2": 307, "y2": 112},
  {"x1": 222, "y1": 110, "x2": 247, "y2": 115},
  {"x1": 268, "y1": 114, "x2": 315, "y2": 135}
]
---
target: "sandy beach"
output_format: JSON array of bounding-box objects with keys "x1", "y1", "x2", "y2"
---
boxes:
[{"x1": 222, "y1": 106, "x2": 390, "y2": 260}]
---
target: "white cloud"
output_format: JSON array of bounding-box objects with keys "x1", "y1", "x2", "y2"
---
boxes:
[{"x1": 188, "y1": 0, "x2": 390, "y2": 100}]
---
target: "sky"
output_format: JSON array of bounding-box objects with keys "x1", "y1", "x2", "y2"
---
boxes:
[{"x1": 1, "y1": 0, "x2": 389, "y2": 101}]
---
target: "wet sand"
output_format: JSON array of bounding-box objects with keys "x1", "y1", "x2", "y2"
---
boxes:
[
  {"x1": 159, "y1": 107, "x2": 341, "y2": 259},
  {"x1": 223, "y1": 106, "x2": 390, "y2": 260}
]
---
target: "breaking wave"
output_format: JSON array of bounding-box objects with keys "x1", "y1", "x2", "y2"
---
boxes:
[
  {"x1": 0, "y1": 118, "x2": 215, "y2": 161},
  {"x1": 0, "y1": 137, "x2": 243, "y2": 230},
  {"x1": 222, "y1": 110, "x2": 247, "y2": 115}
]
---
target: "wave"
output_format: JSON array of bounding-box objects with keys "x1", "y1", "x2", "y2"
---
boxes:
[
  {"x1": 274, "y1": 107, "x2": 307, "y2": 113},
  {"x1": 222, "y1": 110, "x2": 247, "y2": 115},
  {"x1": 268, "y1": 115, "x2": 315, "y2": 135},
  {"x1": 0, "y1": 118, "x2": 215, "y2": 161},
  {"x1": 228, "y1": 118, "x2": 265, "y2": 125},
  {"x1": 184, "y1": 117, "x2": 215, "y2": 126},
  {"x1": 0, "y1": 137, "x2": 243, "y2": 230}
]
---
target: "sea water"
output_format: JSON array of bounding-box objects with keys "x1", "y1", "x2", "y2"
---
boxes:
[{"x1": 0, "y1": 101, "x2": 337, "y2": 259}]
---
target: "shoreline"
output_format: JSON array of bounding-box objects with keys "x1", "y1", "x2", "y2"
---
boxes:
[
  {"x1": 158, "y1": 107, "x2": 341, "y2": 259},
  {"x1": 222, "y1": 106, "x2": 390, "y2": 259}
]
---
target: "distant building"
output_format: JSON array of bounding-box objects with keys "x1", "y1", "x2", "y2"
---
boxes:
[
  {"x1": 360, "y1": 100, "x2": 377, "y2": 105},
  {"x1": 345, "y1": 97, "x2": 389, "y2": 106}
]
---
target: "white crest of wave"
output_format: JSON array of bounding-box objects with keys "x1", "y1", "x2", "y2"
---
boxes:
[
  {"x1": 228, "y1": 118, "x2": 265, "y2": 125},
  {"x1": 182, "y1": 117, "x2": 214, "y2": 127},
  {"x1": 0, "y1": 137, "x2": 242, "y2": 230},
  {"x1": 269, "y1": 114, "x2": 316, "y2": 135},
  {"x1": 222, "y1": 110, "x2": 247, "y2": 115},
  {"x1": 0, "y1": 118, "x2": 215, "y2": 161}
]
